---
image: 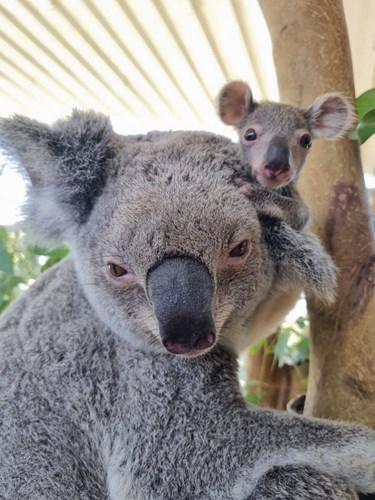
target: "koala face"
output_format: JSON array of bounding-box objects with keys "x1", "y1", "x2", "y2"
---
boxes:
[
  {"x1": 218, "y1": 81, "x2": 355, "y2": 188},
  {"x1": 237, "y1": 102, "x2": 311, "y2": 188},
  {"x1": 73, "y1": 134, "x2": 272, "y2": 356},
  {"x1": 0, "y1": 111, "x2": 334, "y2": 358}
]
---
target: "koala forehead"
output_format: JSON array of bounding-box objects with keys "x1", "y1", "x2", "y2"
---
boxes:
[
  {"x1": 245, "y1": 102, "x2": 308, "y2": 135},
  {"x1": 84, "y1": 131, "x2": 261, "y2": 275}
]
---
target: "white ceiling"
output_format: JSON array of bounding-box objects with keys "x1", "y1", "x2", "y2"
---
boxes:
[{"x1": 1, "y1": 0, "x2": 375, "y2": 172}]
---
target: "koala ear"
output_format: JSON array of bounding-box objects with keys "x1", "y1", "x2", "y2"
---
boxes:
[
  {"x1": 0, "y1": 110, "x2": 114, "y2": 245},
  {"x1": 260, "y1": 216, "x2": 336, "y2": 304},
  {"x1": 304, "y1": 93, "x2": 355, "y2": 139},
  {"x1": 218, "y1": 81, "x2": 256, "y2": 126}
]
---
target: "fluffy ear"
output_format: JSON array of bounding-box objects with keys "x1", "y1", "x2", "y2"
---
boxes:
[
  {"x1": 304, "y1": 93, "x2": 355, "y2": 139},
  {"x1": 0, "y1": 110, "x2": 114, "y2": 245},
  {"x1": 218, "y1": 81, "x2": 256, "y2": 126},
  {"x1": 260, "y1": 216, "x2": 336, "y2": 303}
]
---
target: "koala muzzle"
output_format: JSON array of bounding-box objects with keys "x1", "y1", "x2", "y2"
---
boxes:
[
  {"x1": 147, "y1": 257, "x2": 216, "y2": 355},
  {"x1": 264, "y1": 136, "x2": 290, "y2": 177}
]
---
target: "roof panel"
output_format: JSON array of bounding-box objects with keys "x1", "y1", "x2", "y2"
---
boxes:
[{"x1": 0, "y1": 0, "x2": 374, "y2": 167}]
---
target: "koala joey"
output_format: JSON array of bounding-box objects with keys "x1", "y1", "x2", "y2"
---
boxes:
[
  {"x1": 218, "y1": 80, "x2": 355, "y2": 229},
  {"x1": 0, "y1": 111, "x2": 374, "y2": 500}
]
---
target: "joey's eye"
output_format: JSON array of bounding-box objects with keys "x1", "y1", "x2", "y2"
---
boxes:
[
  {"x1": 108, "y1": 262, "x2": 128, "y2": 278},
  {"x1": 229, "y1": 240, "x2": 250, "y2": 258},
  {"x1": 300, "y1": 134, "x2": 312, "y2": 149},
  {"x1": 243, "y1": 128, "x2": 257, "y2": 141}
]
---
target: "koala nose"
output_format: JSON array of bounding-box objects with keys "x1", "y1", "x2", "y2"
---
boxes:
[
  {"x1": 147, "y1": 257, "x2": 216, "y2": 355},
  {"x1": 163, "y1": 331, "x2": 216, "y2": 355},
  {"x1": 264, "y1": 136, "x2": 290, "y2": 177}
]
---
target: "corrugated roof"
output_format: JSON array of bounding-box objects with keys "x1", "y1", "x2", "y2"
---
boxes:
[{"x1": 1, "y1": 0, "x2": 375, "y2": 170}]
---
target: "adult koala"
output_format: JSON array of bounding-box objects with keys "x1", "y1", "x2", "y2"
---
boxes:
[{"x1": 0, "y1": 111, "x2": 374, "y2": 500}]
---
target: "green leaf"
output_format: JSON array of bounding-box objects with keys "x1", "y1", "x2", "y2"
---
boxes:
[
  {"x1": 273, "y1": 331, "x2": 290, "y2": 367},
  {"x1": 351, "y1": 89, "x2": 375, "y2": 144},
  {"x1": 349, "y1": 129, "x2": 359, "y2": 140},
  {"x1": 0, "y1": 238, "x2": 13, "y2": 274},
  {"x1": 29, "y1": 245, "x2": 51, "y2": 256},
  {"x1": 288, "y1": 336, "x2": 310, "y2": 365},
  {"x1": 0, "y1": 273, "x2": 24, "y2": 313},
  {"x1": 245, "y1": 389, "x2": 268, "y2": 406},
  {"x1": 361, "y1": 109, "x2": 375, "y2": 124},
  {"x1": 0, "y1": 273, "x2": 23, "y2": 293},
  {"x1": 356, "y1": 88, "x2": 375, "y2": 120},
  {"x1": 301, "y1": 377, "x2": 309, "y2": 390},
  {"x1": 356, "y1": 123, "x2": 375, "y2": 144},
  {"x1": 248, "y1": 338, "x2": 266, "y2": 356},
  {"x1": 296, "y1": 316, "x2": 307, "y2": 329},
  {"x1": 40, "y1": 245, "x2": 70, "y2": 271},
  {"x1": 357, "y1": 108, "x2": 375, "y2": 143}
]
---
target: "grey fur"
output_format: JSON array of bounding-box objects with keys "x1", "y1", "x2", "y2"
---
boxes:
[
  {"x1": 218, "y1": 81, "x2": 355, "y2": 229},
  {"x1": 0, "y1": 110, "x2": 374, "y2": 499}
]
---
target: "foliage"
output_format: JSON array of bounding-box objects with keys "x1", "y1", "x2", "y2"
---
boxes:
[
  {"x1": 350, "y1": 88, "x2": 375, "y2": 144},
  {"x1": 274, "y1": 316, "x2": 310, "y2": 368},
  {"x1": 0, "y1": 227, "x2": 69, "y2": 314},
  {"x1": 241, "y1": 314, "x2": 310, "y2": 406},
  {"x1": 244, "y1": 381, "x2": 268, "y2": 406}
]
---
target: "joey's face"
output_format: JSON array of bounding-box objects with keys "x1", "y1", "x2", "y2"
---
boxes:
[
  {"x1": 239, "y1": 102, "x2": 312, "y2": 188},
  {"x1": 74, "y1": 135, "x2": 272, "y2": 357}
]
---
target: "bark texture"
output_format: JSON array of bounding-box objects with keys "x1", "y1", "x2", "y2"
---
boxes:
[{"x1": 259, "y1": 0, "x2": 375, "y2": 426}]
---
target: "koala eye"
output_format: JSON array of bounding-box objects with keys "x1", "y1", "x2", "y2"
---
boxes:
[
  {"x1": 300, "y1": 134, "x2": 312, "y2": 149},
  {"x1": 243, "y1": 128, "x2": 257, "y2": 141},
  {"x1": 108, "y1": 262, "x2": 128, "y2": 278},
  {"x1": 228, "y1": 240, "x2": 251, "y2": 259},
  {"x1": 106, "y1": 260, "x2": 137, "y2": 284}
]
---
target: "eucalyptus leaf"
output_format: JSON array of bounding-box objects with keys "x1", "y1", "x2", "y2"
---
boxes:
[
  {"x1": 349, "y1": 129, "x2": 359, "y2": 140},
  {"x1": 273, "y1": 331, "x2": 290, "y2": 367},
  {"x1": 356, "y1": 88, "x2": 375, "y2": 120},
  {"x1": 361, "y1": 108, "x2": 375, "y2": 124},
  {"x1": 0, "y1": 227, "x2": 69, "y2": 315},
  {"x1": 296, "y1": 316, "x2": 307, "y2": 329},
  {"x1": 356, "y1": 123, "x2": 375, "y2": 144},
  {"x1": 0, "y1": 238, "x2": 13, "y2": 274},
  {"x1": 248, "y1": 338, "x2": 266, "y2": 356},
  {"x1": 245, "y1": 389, "x2": 268, "y2": 406},
  {"x1": 0, "y1": 274, "x2": 23, "y2": 293},
  {"x1": 41, "y1": 246, "x2": 70, "y2": 271}
]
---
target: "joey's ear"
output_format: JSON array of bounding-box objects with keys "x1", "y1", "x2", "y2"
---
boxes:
[
  {"x1": 218, "y1": 81, "x2": 256, "y2": 126},
  {"x1": 304, "y1": 93, "x2": 355, "y2": 139},
  {"x1": 261, "y1": 216, "x2": 336, "y2": 303},
  {"x1": 0, "y1": 110, "x2": 115, "y2": 245}
]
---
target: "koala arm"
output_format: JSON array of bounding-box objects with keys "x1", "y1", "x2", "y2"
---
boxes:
[
  {"x1": 224, "y1": 217, "x2": 336, "y2": 351},
  {"x1": 246, "y1": 465, "x2": 359, "y2": 500},
  {"x1": 226, "y1": 406, "x2": 375, "y2": 499},
  {"x1": 239, "y1": 180, "x2": 310, "y2": 230}
]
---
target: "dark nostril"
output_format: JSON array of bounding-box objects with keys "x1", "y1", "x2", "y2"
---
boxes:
[
  {"x1": 162, "y1": 339, "x2": 192, "y2": 355},
  {"x1": 193, "y1": 331, "x2": 216, "y2": 350},
  {"x1": 264, "y1": 163, "x2": 290, "y2": 177},
  {"x1": 162, "y1": 331, "x2": 216, "y2": 355}
]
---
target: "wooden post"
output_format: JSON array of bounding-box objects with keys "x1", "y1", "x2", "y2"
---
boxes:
[{"x1": 258, "y1": 0, "x2": 375, "y2": 426}]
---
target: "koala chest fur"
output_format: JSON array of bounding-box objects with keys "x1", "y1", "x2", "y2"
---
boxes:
[{"x1": 0, "y1": 111, "x2": 374, "y2": 500}]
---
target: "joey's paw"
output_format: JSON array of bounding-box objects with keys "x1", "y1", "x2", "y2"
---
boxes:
[{"x1": 234, "y1": 177, "x2": 255, "y2": 198}]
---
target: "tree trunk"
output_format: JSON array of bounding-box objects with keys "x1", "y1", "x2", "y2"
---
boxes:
[{"x1": 258, "y1": 0, "x2": 375, "y2": 427}]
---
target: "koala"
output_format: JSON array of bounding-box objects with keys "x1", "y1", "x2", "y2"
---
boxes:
[
  {"x1": 218, "y1": 80, "x2": 355, "y2": 229},
  {"x1": 0, "y1": 111, "x2": 374, "y2": 500}
]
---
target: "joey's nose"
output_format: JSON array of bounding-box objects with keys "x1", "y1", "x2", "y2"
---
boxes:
[
  {"x1": 147, "y1": 257, "x2": 216, "y2": 355},
  {"x1": 265, "y1": 136, "x2": 290, "y2": 177}
]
